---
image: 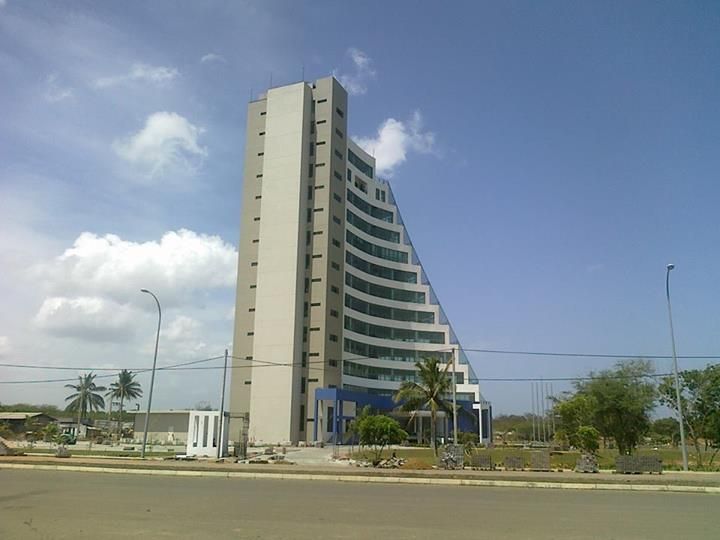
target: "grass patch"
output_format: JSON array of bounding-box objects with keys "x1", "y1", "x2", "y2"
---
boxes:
[
  {"x1": 351, "y1": 446, "x2": 717, "y2": 470},
  {"x1": 21, "y1": 448, "x2": 174, "y2": 458}
]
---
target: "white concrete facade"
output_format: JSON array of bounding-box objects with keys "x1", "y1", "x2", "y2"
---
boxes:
[{"x1": 247, "y1": 83, "x2": 312, "y2": 444}]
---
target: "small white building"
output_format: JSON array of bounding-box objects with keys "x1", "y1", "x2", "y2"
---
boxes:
[
  {"x1": 186, "y1": 410, "x2": 229, "y2": 457},
  {"x1": 132, "y1": 410, "x2": 229, "y2": 457}
]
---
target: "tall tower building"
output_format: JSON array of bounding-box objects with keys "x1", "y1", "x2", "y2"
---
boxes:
[{"x1": 229, "y1": 77, "x2": 491, "y2": 445}]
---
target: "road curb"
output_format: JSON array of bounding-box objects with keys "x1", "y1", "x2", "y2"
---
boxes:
[{"x1": 2, "y1": 463, "x2": 719, "y2": 494}]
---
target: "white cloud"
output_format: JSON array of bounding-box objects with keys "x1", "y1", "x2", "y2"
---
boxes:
[
  {"x1": 200, "y1": 53, "x2": 226, "y2": 64},
  {"x1": 0, "y1": 336, "x2": 10, "y2": 356},
  {"x1": 43, "y1": 74, "x2": 74, "y2": 103},
  {"x1": 113, "y1": 111, "x2": 207, "y2": 178},
  {"x1": 35, "y1": 296, "x2": 137, "y2": 342},
  {"x1": 93, "y1": 63, "x2": 179, "y2": 89},
  {"x1": 29, "y1": 228, "x2": 236, "y2": 344},
  {"x1": 165, "y1": 315, "x2": 200, "y2": 341},
  {"x1": 163, "y1": 315, "x2": 208, "y2": 356},
  {"x1": 354, "y1": 111, "x2": 436, "y2": 177},
  {"x1": 35, "y1": 229, "x2": 237, "y2": 309},
  {"x1": 335, "y1": 47, "x2": 376, "y2": 95}
]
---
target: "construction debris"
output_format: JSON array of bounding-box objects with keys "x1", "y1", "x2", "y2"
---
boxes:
[
  {"x1": 349, "y1": 456, "x2": 406, "y2": 468},
  {"x1": 237, "y1": 452, "x2": 295, "y2": 465},
  {"x1": 0, "y1": 439, "x2": 18, "y2": 456},
  {"x1": 376, "y1": 456, "x2": 406, "y2": 468}
]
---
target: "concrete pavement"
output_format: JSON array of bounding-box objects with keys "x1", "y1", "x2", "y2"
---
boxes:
[
  {"x1": 2, "y1": 455, "x2": 720, "y2": 493},
  {"x1": 1, "y1": 469, "x2": 717, "y2": 539}
]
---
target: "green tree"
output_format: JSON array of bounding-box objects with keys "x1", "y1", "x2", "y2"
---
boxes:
[
  {"x1": 658, "y1": 364, "x2": 720, "y2": 468},
  {"x1": 574, "y1": 359, "x2": 656, "y2": 455},
  {"x1": 575, "y1": 425, "x2": 601, "y2": 455},
  {"x1": 23, "y1": 416, "x2": 45, "y2": 441},
  {"x1": 345, "y1": 405, "x2": 372, "y2": 447},
  {"x1": 649, "y1": 417, "x2": 680, "y2": 446},
  {"x1": 65, "y1": 373, "x2": 106, "y2": 439},
  {"x1": 355, "y1": 414, "x2": 408, "y2": 462},
  {"x1": 0, "y1": 403, "x2": 62, "y2": 415},
  {"x1": 554, "y1": 393, "x2": 597, "y2": 452},
  {"x1": 493, "y1": 414, "x2": 534, "y2": 443},
  {"x1": 705, "y1": 410, "x2": 720, "y2": 467},
  {"x1": 41, "y1": 422, "x2": 59, "y2": 443},
  {"x1": 0, "y1": 420, "x2": 13, "y2": 438},
  {"x1": 106, "y1": 370, "x2": 143, "y2": 440},
  {"x1": 393, "y1": 357, "x2": 453, "y2": 455}
]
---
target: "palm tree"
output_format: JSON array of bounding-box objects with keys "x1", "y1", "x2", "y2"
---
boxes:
[
  {"x1": 393, "y1": 357, "x2": 454, "y2": 456},
  {"x1": 106, "y1": 370, "x2": 143, "y2": 440},
  {"x1": 41, "y1": 422, "x2": 59, "y2": 443},
  {"x1": 65, "y1": 373, "x2": 106, "y2": 440}
]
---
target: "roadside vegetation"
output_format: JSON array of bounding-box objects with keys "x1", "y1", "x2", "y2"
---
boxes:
[
  {"x1": 105, "y1": 370, "x2": 143, "y2": 440},
  {"x1": 64, "y1": 372, "x2": 107, "y2": 436},
  {"x1": 350, "y1": 358, "x2": 720, "y2": 471},
  {"x1": 19, "y1": 447, "x2": 176, "y2": 458},
  {"x1": 0, "y1": 371, "x2": 145, "y2": 452},
  {"x1": 353, "y1": 446, "x2": 714, "y2": 471},
  {"x1": 393, "y1": 357, "x2": 453, "y2": 456},
  {"x1": 3, "y1": 359, "x2": 718, "y2": 472},
  {"x1": 350, "y1": 406, "x2": 407, "y2": 463}
]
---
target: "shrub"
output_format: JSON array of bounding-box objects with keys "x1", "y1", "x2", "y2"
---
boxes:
[{"x1": 356, "y1": 414, "x2": 408, "y2": 463}]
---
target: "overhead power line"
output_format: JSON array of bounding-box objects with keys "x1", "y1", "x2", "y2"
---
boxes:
[
  {"x1": 0, "y1": 355, "x2": 226, "y2": 385},
  {"x1": 467, "y1": 373, "x2": 675, "y2": 383},
  {"x1": 2, "y1": 348, "x2": 718, "y2": 385},
  {"x1": 3, "y1": 346, "x2": 718, "y2": 375},
  {"x1": 227, "y1": 355, "x2": 688, "y2": 382},
  {"x1": 457, "y1": 348, "x2": 720, "y2": 360},
  {"x1": 0, "y1": 355, "x2": 225, "y2": 373},
  {"x1": 0, "y1": 355, "x2": 339, "y2": 384}
]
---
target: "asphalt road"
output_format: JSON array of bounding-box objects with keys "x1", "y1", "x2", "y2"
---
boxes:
[{"x1": 0, "y1": 470, "x2": 717, "y2": 539}]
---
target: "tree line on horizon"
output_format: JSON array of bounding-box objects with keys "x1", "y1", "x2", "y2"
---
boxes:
[
  {"x1": 348, "y1": 358, "x2": 720, "y2": 469},
  {"x1": 492, "y1": 360, "x2": 720, "y2": 468}
]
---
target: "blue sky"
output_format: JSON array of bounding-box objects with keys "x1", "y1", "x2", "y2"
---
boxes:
[{"x1": 0, "y1": 1, "x2": 718, "y2": 414}]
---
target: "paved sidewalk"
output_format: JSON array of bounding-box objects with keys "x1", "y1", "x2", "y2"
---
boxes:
[{"x1": 2, "y1": 455, "x2": 719, "y2": 493}]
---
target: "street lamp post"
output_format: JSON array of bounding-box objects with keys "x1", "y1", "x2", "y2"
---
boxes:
[
  {"x1": 452, "y1": 346, "x2": 458, "y2": 446},
  {"x1": 665, "y1": 264, "x2": 689, "y2": 472},
  {"x1": 140, "y1": 288, "x2": 161, "y2": 459}
]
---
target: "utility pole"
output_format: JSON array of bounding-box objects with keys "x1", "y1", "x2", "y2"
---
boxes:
[
  {"x1": 538, "y1": 379, "x2": 547, "y2": 443},
  {"x1": 540, "y1": 380, "x2": 546, "y2": 443},
  {"x1": 549, "y1": 382, "x2": 556, "y2": 437},
  {"x1": 531, "y1": 383, "x2": 536, "y2": 443},
  {"x1": 532, "y1": 381, "x2": 540, "y2": 442},
  {"x1": 217, "y1": 349, "x2": 229, "y2": 459},
  {"x1": 665, "y1": 264, "x2": 689, "y2": 471}
]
